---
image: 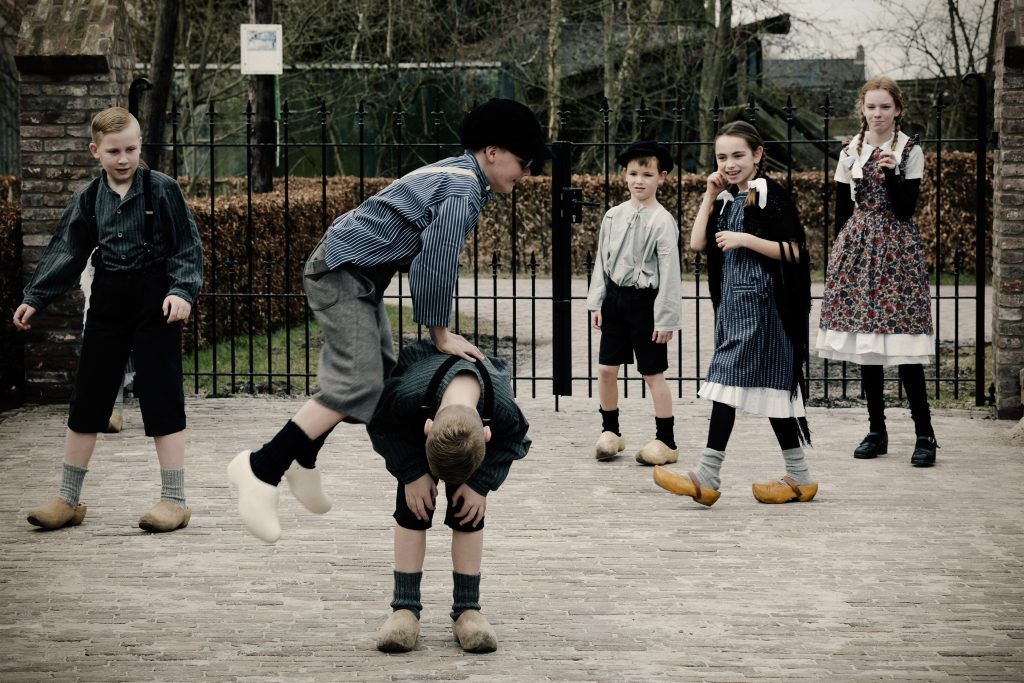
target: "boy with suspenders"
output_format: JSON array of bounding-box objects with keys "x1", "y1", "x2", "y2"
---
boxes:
[
  {"x1": 368, "y1": 340, "x2": 530, "y2": 652},
  {"x1": 228, "y1": 98, "x2": 549, "y2": 545},
  {"x1": 15, "y1": 108, "x2": 202, "y2": 533}
]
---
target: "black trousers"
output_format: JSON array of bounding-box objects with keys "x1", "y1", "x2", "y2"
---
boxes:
[
  {"x1": 67, "y1": 269, "x2": 186, "y2": 437},
  {"x1": 393, "y1": 479, "x2": 485, "y2": 532}
]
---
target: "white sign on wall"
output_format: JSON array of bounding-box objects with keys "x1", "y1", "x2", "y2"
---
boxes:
[{"x1": 240, "y1": 24, "x2": 283, "y2": 75}]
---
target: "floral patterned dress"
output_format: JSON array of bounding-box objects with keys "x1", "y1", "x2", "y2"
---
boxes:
[{"x1": 817, "y1": 140, "x2": 933, "y2": 366}]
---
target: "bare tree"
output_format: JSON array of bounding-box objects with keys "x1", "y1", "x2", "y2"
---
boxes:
[
  {"x1": 249, "y1": 0, "x2": 275, "y2": 192},
  {"x1": 143, "y1": 0, "x2": 179, "y2": 173},
  {"x1": 603, "y1": 0, "x2": 666, "y2": 136},
  {"x1": 547, "y1": 0, "x2": 562, "y2": 139},
  {"x1": 877, "y1": 0, "x2": 995, "y2": 136},
  {"x1": 698, "y1": 0, "x2": 731, "y2": 165}
]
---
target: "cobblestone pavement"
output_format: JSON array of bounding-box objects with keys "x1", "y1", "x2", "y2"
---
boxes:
[{"x1": 2, "y1": 396, "x2": 1022, "y2": 682}]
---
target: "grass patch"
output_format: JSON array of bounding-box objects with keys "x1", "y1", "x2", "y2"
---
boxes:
[{"x1": 183, "y1": 304, "x2": 519, "y2": 396}]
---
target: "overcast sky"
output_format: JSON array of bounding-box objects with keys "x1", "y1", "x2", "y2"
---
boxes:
[{"x1": 747, "y1": 0, "x2": 991, "y2": 80}]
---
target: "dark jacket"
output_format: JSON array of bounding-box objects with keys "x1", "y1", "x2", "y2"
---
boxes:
[{"x1": 366, "y1": 340, "x2": 530, "y2": 496}]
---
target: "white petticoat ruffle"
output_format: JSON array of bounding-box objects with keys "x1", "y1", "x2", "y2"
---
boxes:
[
  {"x1": 815, "y1": 329, "x2": 933, "y2": 366},
  {"x1": 698, "y1": 381, "x2": 805, "y2": 418}
]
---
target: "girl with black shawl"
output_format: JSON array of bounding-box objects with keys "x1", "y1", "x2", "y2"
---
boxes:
[{"x1": 653, "y1": 121, "x2": 816, "y2": 506}]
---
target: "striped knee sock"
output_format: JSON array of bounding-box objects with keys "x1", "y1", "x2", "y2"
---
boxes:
[
  {"x1": 58, "y1": 462, "x2": 88, "y2": 507},
  {"x1": 160, "y1": 468, "x2": 186, "y2": 506}
]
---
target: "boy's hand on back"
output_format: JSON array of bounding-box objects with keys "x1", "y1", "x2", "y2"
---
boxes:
[
  {"x1": 430, "y1": 327, "x2": 484, "y2": 362},
  {"x1": 405, "y1": 473, "x2": 437, "y2": 522},
  {"x1": 452, "y1": 484, "x2": 486, "y2": 528},
  {"x1": 12, "y1": 304, "x2": 36, "y2": 331},
  {"x1": 652, "y1": 330, "x2": 672, "y2": 344},
  {"x1": 162, "y1": 295, "x2": 191, "y2": 323}
]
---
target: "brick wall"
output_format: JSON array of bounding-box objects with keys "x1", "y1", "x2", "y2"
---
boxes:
[
  {"x1": 16, "y1": 0, "x2": 134, "y2": 402},
  {"x1": 993, "y1": 0, "x2": 1024, "y2": 420}
]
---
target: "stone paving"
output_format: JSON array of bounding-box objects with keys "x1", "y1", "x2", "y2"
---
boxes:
[{"x1": 1, "y1": 395, "x2": 1022, "y2": 682}]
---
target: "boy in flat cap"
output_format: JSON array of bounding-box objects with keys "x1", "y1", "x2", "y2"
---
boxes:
[
  {"x1": 586, "y1": 141, "x2": 682, "y2": 466},
  {"x1": 228, "y1": 98, "x2": 548, "y2": 544},
  {"x1": 368, "y1": 339, "x2": 529, "y2": 653}
]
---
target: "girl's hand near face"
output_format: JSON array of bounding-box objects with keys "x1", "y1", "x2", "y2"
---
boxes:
[{"x1": 706, "y1": 171, "x2": 728, "y2": 197}]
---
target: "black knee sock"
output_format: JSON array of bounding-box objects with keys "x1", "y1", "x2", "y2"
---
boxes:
[
  {"x1": 655, "y1": 416, "x2": 676, "y2": 449},
  {"x1": 769, "y1": 417, "x2": 800, "y2": 451},
  {"x1": 899, "y1": 364, "x2": 934, "y2": 438},
  {"x1": 451, "y1": 571, "x2": 481, "y2": 621},
  {"x1": 861, "y1": 365, "x2": 887, "y2": 433},
  {"x1": 250, "y1": 420, "x2": 314, "y2": 485},
  {"x1": 706, "y1": 401, "x2": 736, "y2": 452},
  {"x1": 391, "y1": 570, "x2": 423, "y2": 619},
  {"x1": 295, "y1": 425, "x2": 334, "y2": 469},
  {"x1": 599, "y1": 408, "x2": 620, "y2": 436}
]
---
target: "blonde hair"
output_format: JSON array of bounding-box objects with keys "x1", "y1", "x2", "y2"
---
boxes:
[
  {"x1": 425, "y1": 404, "x2": 486, "y2": 483},
  {"x1": 855, "y1": 77, "x2": 905, "y2": 157},
  {"x1": 710, "y1": 121, "x2": 766, "y2": 212},
  {"x1": 90, "y1": 107, "x2": 141, "y2": 144}
]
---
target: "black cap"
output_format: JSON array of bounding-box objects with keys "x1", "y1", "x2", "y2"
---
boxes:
[
  {"x1": 460, "y1": 98, "x2": 551, "y2": 173},
  {"x1": 616, "y1": 140, "x2": 673, "y2": 174}
]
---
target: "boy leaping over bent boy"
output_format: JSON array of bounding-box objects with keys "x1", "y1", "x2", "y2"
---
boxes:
[
  {"x1": 227, "y1": 98, "x2": 548, "y2": 543},
  {"x1": 368, "y1": 340, "x2": 530, "y2": 653}
]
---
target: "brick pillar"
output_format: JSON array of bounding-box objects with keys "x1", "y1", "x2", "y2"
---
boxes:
[
  {"x1": 993, "y1": 0, "x2": 1024, "y2": 421},
  {"x1": 15, "y1": 0, "x2": 135, "y2": 402}
]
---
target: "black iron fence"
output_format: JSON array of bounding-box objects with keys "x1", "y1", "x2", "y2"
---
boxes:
[{"x1": 140, "y1": 74, "x2": 992, "y2": 407}]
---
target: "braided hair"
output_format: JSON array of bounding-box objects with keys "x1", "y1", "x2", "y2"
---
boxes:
[{"x1": 854, "y1": 76, "x2": 906, "y2": 157}]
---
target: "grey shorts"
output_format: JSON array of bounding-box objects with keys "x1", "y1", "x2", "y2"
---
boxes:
[{"x1": 304, "y1": 240, "x2": 397, "y2": 424}]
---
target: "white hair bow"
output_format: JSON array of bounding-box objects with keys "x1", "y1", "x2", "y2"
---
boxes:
[{"x1": 748, "y1": 178, "x2": 768, "y2": 209}]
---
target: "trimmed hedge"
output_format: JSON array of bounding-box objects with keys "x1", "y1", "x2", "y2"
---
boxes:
[{"x1": 0, "y1": 152, "x2": 993, "y2": 353}]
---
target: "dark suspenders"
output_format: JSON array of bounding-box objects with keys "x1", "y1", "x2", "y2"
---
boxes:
[
  {"x1": 87, "y1": 168, "x2": 156, "y2": 271},
  {"x1": 420, "y1": 355, "x2": 494, "y2": 426}
]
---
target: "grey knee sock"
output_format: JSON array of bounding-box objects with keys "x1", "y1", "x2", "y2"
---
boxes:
[
  {"x1": 451, "y1": 572, "x2": 481, "y2": 621},
  {"x1": 160, "y1": 468, "x2": 186, "y2": 507},
  {"x1": 782, "y1": 447, "x2": 812, "y2": 485},
  {"x1": 391, "y1": 571, "x2": 423, "y2": 619},
  {"x1": 694, "y1": 448, "x2": 725, "y2": 491},
  {"x1": 58, "y1": 462, "x2": 88, "y2": 507}
]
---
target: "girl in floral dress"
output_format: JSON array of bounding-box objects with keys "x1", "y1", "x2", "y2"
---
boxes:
[
  {"x1": 653, "y1": 121, "x2": 816, "y2": 507},
  {"x1": 817, "y1": 77, "x2": 938, "y2": 466}
]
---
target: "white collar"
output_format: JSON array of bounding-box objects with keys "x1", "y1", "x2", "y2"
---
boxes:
[
  {"x1": 716, "y1": 177, "x2": 768, "y2": 210},
  {"x1": 842, "y1": 130, "x2": 911, "y2": 200}
]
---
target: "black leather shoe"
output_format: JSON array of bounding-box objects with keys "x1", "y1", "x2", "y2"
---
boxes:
[
  {"x1": 853, "y1": 432, "x2": 888, "y2": 459},
  {"x1": 911, "y1": 436, "x2": 938, "y2": 467}
]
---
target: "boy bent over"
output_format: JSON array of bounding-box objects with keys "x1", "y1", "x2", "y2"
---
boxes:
[
  {"x1": 227, "y1": 99, "x2": 548, "y2": 543},
  {"x1": 368, "y1": 340, "x2": 530, "y2": 653},
  {"x1": 14, "y1": 107, "x2": 203, "y2": 532}
]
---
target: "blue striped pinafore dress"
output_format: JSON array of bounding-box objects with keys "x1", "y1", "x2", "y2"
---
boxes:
[{"x1": 698, "y1": 197, "x2": 804, "y2": 417}]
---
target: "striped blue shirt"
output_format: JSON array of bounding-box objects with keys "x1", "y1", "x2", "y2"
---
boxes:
[{"x1": 323, "y1": 152, "x2": 493, "y2": 328}]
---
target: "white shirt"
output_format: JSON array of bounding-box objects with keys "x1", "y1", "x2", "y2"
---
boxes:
[
  {"x1": 835, "y1": 130, "x2": 924, "y2": 200},
  {"x1": 586, "y1": 199, "x2": 682, "y2": 332}
]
